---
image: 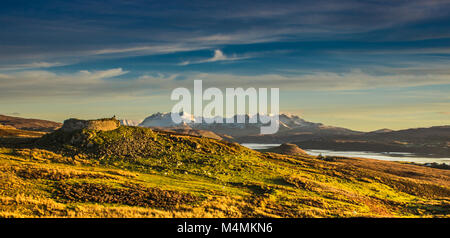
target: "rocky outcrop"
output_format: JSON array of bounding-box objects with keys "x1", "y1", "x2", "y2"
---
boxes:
[{"x1": 61, "y1": 118, "x2": 120, "y2": 132}]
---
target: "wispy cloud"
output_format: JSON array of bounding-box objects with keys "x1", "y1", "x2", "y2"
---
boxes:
[
  {"x1": 0, "y1": 62, "x2": 66, "y2": 71},
  {"x1": 179, "y1": 49, "x2": 249, "y2": 65},
  {"x1": 4, "y1": 65, "x2": 450, "y2": 102},
  {"x1": 0, "y1": 68, "x2": 128, "y2": 99},
  {"x1": 186, "y1": 70, "x2": 450, "y2": 90},
  {"x1": 90, "y1": 44, "x2": 206, "y2": 56},
  {"x1": 78, "y1": 68, "x2": 128, "y2": 80}
]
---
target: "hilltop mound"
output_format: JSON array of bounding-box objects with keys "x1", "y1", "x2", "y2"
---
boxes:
[
  {"x1": 263, "y1": 143, "x2": 307, "y2": 155},
  {"x1": 38, "y1": 125, "x2": 249, "y2": 177},
  {"x1": 0, "y1": 114, "x2": 61, "y2": 132}
]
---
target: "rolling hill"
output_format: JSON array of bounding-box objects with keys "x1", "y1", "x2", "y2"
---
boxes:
[
  {"x1": 0, "y1": 115, "x2": 61, "y2": 132},
  {"x1": 0, "y1": 123, "x2": 47, "y2": 140},
  {"x1": 293, "y1": 126, "x2": 450, "y2": 157},
  {"x1": 0, "y1": 123, "x2": 448, "y2": 217}
]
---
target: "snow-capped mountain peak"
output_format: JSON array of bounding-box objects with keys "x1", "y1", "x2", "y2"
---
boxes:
[
  {"x1": 136, "y1": 112, "x2": 321, "y2": 131},
  {"x1": 139, "y1": 111, "x2": 194, "y2": 127},
  {"x1": 119, "y1": 119, "x2": 143, "y2": 126}
]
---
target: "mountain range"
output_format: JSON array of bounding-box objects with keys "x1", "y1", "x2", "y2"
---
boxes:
[
  {"x1": 1, "y1": 113, "x2": 447, "y2": 156},
  {"x1": 128, "y1": 112, "x2": 360, "y2": 139},
  {"x1": 120, "y1": 112, "x2": 449, "y2": 156}
]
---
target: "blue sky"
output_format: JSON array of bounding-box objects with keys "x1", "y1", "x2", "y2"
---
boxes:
[{"x1": 0, "y1": 0, "x2": 449, "y2": 131}]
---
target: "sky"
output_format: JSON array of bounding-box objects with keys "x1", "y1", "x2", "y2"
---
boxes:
[{"x1": 0, "y1": 0, "x2": 449, "y2": 131}]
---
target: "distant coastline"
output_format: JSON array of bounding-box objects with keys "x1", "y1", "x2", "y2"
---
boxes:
[{"x1": 241, "y1": 143, "x2": 450, "y2": 165}]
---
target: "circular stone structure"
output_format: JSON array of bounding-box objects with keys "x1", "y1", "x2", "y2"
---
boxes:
[{"x1": 61, "y1": 118, "x2": 120, "y2": 132}]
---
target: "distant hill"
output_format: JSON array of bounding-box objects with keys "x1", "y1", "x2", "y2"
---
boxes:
[
  {"x1": 260, "y1": 143, "x2": 307, "y2": 155},
  {"x1": 294, "y1": 126, "x2": 450, "y2": 157},
  {"x1": 364, "y1": 125, "x2": 450, "y2": 142},
  {"x1": 0, "y1": 114, "x2": 61, "y2": 132},
  {"x1": 369, "y1": 128, "x2": 394, "y2": 134},
  {"x1": 0, "y1": 124, "x2": 16, "y2": 130},
  {"x1": 0, "y1": 121, "x2": 48, "y2": 147},
  {"x1": 0, "y1": 127, "x2": 46, "y2": 138}
]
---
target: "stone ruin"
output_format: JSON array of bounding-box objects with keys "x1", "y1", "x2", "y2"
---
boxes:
[{"x1": 61, "y1": 117, "x2": 120, "y2": 132}]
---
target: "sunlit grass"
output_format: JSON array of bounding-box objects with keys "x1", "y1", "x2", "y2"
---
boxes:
[{"x1": 0, "y1": 126, "x2": 448, "y2": 217}]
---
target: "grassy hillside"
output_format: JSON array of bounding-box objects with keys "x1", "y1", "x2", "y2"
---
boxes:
[
  {"x1": 0, "y1": 115, "x2": 61, "y2": 132},
  {"x1": 0, "y1": 128, "x2": 46, "y2": 138},
  {"x1": 0, "y1": 126, "x2": 449, "y2": 217}
]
